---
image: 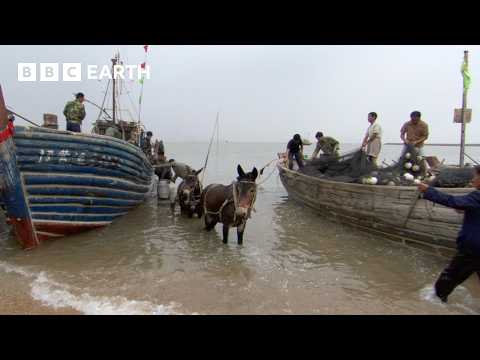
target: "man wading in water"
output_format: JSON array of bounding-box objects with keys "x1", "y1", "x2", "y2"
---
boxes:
[
  {"x1": 286, "y1": 134, "x2": 304, "y2": 170},
  {"x1": 418, "y1": 166, "x2": 480, "y2": 303}
]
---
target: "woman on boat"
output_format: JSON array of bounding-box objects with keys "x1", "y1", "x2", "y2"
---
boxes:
[{"x1": 418, "y1": 166, "x2": 480, "y2": 303}]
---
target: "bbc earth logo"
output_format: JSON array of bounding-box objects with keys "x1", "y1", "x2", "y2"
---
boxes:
[{"x1": 17, "y1": 63, "x2": 151, "y2": 82}]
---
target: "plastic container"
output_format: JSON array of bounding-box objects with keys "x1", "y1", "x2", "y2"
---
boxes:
[{"x1": 158, "y1": 180, "x2": 170, "y2": 199}]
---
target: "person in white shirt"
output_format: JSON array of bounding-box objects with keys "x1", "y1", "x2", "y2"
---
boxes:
[{"x1": 361, "y1": 112, "x2": 382, "y2": 166}]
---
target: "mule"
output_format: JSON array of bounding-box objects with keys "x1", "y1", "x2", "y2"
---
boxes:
[
  {"x1": 200, "y1": 165, "x2": 258, "y2": 245},
  {"x1": 177, "y1": 168, "x2": 204, "y2": 218}
]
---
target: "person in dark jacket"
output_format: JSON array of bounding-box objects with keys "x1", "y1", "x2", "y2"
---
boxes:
[
  {"x1": 417, "y1": 165, "x2": 480, "y2": 303},
  {"x1": 286, "y1": 134, "x2": 304, "y2": 170}
]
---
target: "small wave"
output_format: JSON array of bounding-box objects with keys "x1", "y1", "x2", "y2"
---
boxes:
[
  {"x1": 0, "y1": 261, "x2": 35, "y2": 278},
  {"x1": 419, "y1": 285, "x2": 446, "y2": 307},
  {"x1": 420, "y1": 285, "x2": 480, "y2": 314},
  {"x1": 0, "y1": 261, "x2": 183, "y2": 315},
  {"x1": 31, "y1": 273, "x2": 180, "y2": 315}
]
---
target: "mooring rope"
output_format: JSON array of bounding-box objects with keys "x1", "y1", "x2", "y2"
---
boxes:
[{"x1": 257, "y1": 163, "x2": 279, "y2": 186}]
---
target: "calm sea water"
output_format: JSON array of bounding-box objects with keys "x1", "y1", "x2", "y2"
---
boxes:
[{"x1": 0, "y1": 143, "x2": 479, "y2": 314}]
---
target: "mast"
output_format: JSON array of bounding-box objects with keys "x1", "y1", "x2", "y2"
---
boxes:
[
  {"x1": 459, "y1": 50, "x2": 469, "y2": 167},
  {"x1": 111, "y1": 55, "x2": 117, "y2": 124}
]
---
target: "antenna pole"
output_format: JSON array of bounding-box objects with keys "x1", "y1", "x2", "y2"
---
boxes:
[
  {"x1": 111, "y1": 55, "x2": 117, "y2": 124},
  {"x1": 460, "y1": 50, "x2": 469, "y2": 167}
]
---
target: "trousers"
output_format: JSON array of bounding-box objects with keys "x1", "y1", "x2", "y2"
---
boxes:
[
  {"x1": 288, "y1": 151, "x2": 304, "y2": 170},
  {"x1": 435, "y1": 250, "x2": 480, "y2": 302},
  {"x1": 67, "y1": 121, "x2": 81, "y2": 133}
]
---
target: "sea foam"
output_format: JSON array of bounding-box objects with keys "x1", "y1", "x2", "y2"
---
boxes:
[{"x1": 0, "y1": 261, "x2": 183, "y2": 315}]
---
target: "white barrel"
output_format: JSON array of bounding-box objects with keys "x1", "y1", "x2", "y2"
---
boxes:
[{"x1": 158, "y1": 180, "x2": 170, "y2": 199}]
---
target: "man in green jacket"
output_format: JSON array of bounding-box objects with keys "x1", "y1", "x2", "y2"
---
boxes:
[
  {"x1": 63, "y1": 92, "x2": 86, "y2": 133},
  {"x1": 311, "y1": 132, "x2": 340, "y2": 158}
]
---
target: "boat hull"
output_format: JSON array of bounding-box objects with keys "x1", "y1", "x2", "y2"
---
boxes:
[
  {"x1": 1, "y1": 125, "x2": 153, "y2": 249},
  {"x1": 278, "y1": 165, "x2": 468, "y2": 257}
]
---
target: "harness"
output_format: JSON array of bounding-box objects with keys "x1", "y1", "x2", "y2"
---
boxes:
[
  {"x1": 203, "y1": 180, "x2": 257, "y2": 225},
  {"x1": 180, "y1": 178, "x2": 203, "y2": 207}
]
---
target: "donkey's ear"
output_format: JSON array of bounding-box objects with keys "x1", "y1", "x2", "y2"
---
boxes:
[
  {"x1": 237, "y1": 165, "x2": 246, "y2": 178},
  {"x1": 251, "y1": 167, "x2": 258, "y2": 181},
  {"x1": 195, "y1": 167, "x2": 204, "y2": 176}
]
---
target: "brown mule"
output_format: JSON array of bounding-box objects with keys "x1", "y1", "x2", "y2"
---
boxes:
[{"x1": 200, "y1": 165, "x2": 258, "y2": 245}]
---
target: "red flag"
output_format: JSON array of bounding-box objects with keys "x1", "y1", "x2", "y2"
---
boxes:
[
  {"x1": 144, "y1": 45, "x2": 148, "y2": 52},
  {"x1": 140, "y1": 62, "x2": 146, "y2": 69}
]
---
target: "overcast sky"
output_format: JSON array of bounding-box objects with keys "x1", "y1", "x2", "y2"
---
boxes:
[{"x1": 1, "y1": 45, "x2": 479, "y2": 144}]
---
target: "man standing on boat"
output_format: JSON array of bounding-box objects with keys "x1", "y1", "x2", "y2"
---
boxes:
[
  {"x1": 400, "y1": 111, "x2": 429, "y2": 156},
  {"x1": 417, "y1": 166, "x2": 480, "y2": 303},
  {"x1": 287, "y1": 134, "x2": 304, "y2": 170},
  {"x1": 63, "y1": 92, "x2": 86, "y2": 133},
  {"x1": 311, "y1": 132, "x2": 340, "y2": 158},
  {"x1": 361, "y1": 112, "x2": 382, "y2": 166},
  {"x1": 142, "y1": 131, "x2": 153, "y2": 161},
  {"x1": 401, "y1": 111, "x2": 429, "y2": 174}
]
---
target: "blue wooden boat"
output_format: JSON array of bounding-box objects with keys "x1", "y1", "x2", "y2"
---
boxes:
[{"x1": 0, "y1": 86, "x2": 154, "y2": 249}]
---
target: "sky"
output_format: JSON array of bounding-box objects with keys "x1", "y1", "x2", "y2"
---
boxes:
[{"x1": 0, "y1": 45, "x2": 479, "y2": 144}]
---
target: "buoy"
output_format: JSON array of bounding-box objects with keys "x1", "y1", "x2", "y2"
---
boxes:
[
  {"x1": 412, "y1": 165, "x2": 420, "y2": 172},
  {"x1": 405, "y1": 153, "x2": 411, "y2": 159},
  {"x1": 387, "y1": 181, "x2": 396, "y2": 186},
  {"x1": 369, "y1": 177, "x2": 378, "y2": 185},
  {"x1": 404, "y1": 162, "x2": 413, "y2": 169},
  {"x1": 417, "y1": 156, "x2": 423, "y2": 162},
  {"x1": 403, "y1": 173, "x2": 414, "y2": 181},
  {"x1": 414, "y1": 179, "x2": 421, "y2": 185}
]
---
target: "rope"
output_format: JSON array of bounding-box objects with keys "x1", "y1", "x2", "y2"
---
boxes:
[
  {"x1": 203, "y1": 184, "x2": 233, "y2": 223},
  {"x1": 257, "y1": 161, "x2": 279, "y2": 186},
  {"x1": 6, "y1": 108, "x2": 41, "y2": 127},
  {"x1": 95, "y1": 80, "x2": 111, "y2": 122},
  {"x1": 464, "y1": 152, "x2": 480, "y2": 166}
]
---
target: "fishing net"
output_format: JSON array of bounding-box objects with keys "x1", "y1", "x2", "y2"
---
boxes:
[
  {"x1": 430, "y1": 166, "x2": 474, "y2": 188},
  {"x1": 299, "y1": 144, "x2": 446, "y2": 186}
]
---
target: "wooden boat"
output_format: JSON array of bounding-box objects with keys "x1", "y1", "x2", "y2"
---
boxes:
[
  {"x1": 277, "y1": 160, "x2": 469, "y2": 257},
  {"x1": 0, "y1": 83, "x2": 153, "y2": 249}
]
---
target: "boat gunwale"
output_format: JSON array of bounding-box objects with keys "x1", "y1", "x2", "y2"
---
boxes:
[
  {"x1": 14, "y1": 125, "x2": 153, "y2": 171},
  {"x1": 277, "y1": 164, "x2": 473, "y2": 194}
]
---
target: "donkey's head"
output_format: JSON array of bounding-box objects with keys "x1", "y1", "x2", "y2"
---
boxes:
[
  {"x1": 235, "y1": 165, "x2": 258, "y2": 218},
  {"x1": 180, "y1": 168, "x2": 203, "y2": 205}
]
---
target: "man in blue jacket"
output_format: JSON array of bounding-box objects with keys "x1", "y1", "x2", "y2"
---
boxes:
[{"x1": 417, "y1": 165, "x2": 480, "y2": 303}]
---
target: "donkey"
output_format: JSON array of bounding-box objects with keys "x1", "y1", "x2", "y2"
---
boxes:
[
  {"x1": 200, "y1": 165, "x2": 258, "y2": 245},
  {"x1": 177, "y1": 168, "x2": 204, "y2": 218}
]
